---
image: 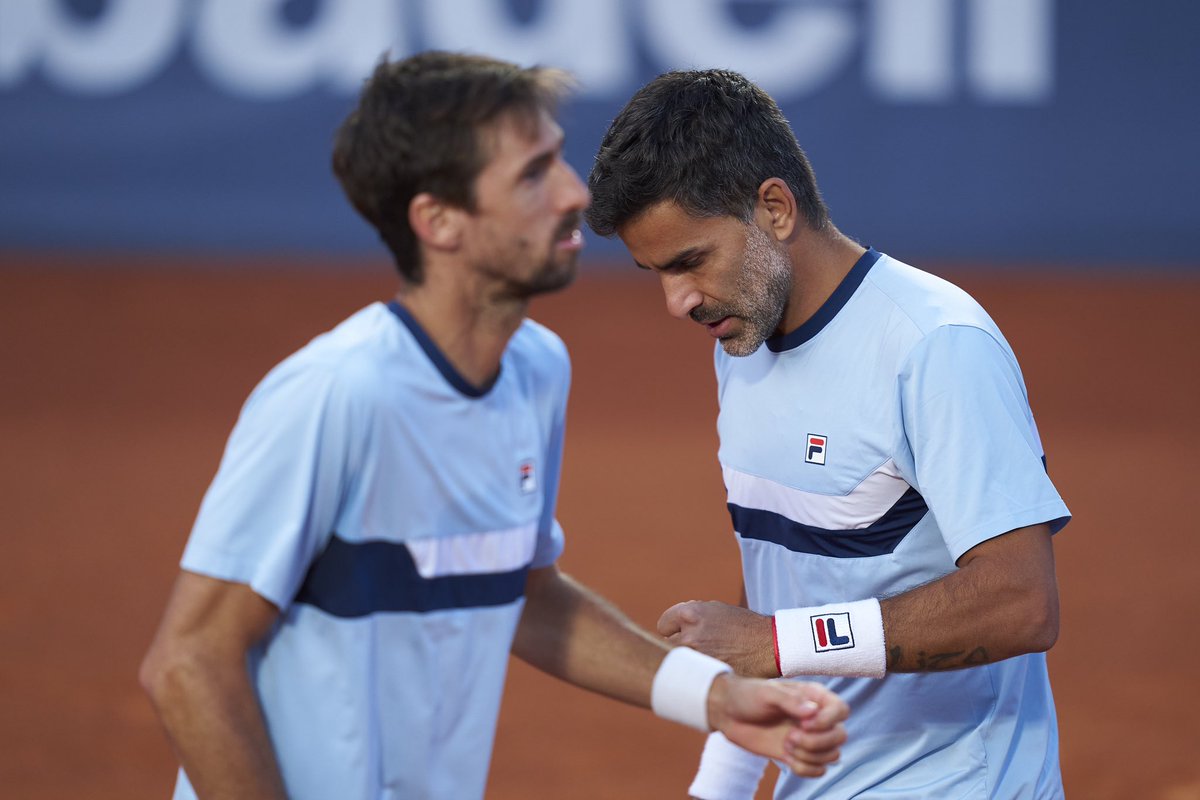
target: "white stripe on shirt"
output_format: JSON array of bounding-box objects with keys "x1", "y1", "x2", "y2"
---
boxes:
[
  {"x1": 405, "y1": 523, "x2": 539, "y2": 578},
  {"x1": 723, "y1": 462, "x2": 911, "y2": 530}
]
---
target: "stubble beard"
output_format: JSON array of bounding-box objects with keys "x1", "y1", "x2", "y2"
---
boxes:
[
  {"x1": 715, "y1": 224, "x2": 793, "y2": 357},
  {"x1": 517, "y1": 250, "x2": 579, "y2": 297},
  {"x1": 501, "y1": 215, "x2": 582, "y2": 300}
]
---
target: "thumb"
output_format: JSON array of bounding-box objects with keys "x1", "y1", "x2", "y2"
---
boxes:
[{"x1": 657, "y1": 602, "x2": 691, "y2": 636}]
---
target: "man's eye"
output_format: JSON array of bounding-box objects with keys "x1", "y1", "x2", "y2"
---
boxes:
[{"x1": 523, "y1": 161, "x2": 551, "y2": 180}]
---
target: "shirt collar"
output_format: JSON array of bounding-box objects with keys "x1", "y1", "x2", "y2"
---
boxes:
[
  {"x1": 765, "y1": 248, "x2": 882, "y2": 353},
  {"x1": 387, "y1": 300, "x2": 499, "y2": 398}
]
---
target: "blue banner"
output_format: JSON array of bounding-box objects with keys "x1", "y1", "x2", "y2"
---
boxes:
[{"x1": 2, "y1": 0, "x2": 1196, "y2": 265}]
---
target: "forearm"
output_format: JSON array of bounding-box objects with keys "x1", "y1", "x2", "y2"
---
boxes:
[
  {"x1": 513, "y1": 567, "x2": 668, "y2": 708},
  {"x1": 665, "y1": 525, "x2": 1058, "y2": 678},
  {"x1": 882, "y1": 545, "x2": 1058, "y2": 671},
  {"x1": 515, "y1": 566, "x2": 852, "y2": 777},
  {"x1": 143, "y1": 653, "x2": 286, "y2": 799},
  {"x1": 806, "y1": 524, "x2": 1057, "y2": 675},
  {"x1": 142, "y1": 652, "x2": 285, "y2": 800},
  {"x1": 141, "y1": 572, "x2": 288, "y2": 798}
]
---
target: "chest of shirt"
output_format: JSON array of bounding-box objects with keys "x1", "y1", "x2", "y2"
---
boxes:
[
  {"x1": 342, "y1": 377, "x2": 553, "y2": 542},
  {"x1": 716, "y1": 345, "x2": 910, "y2": 496}
]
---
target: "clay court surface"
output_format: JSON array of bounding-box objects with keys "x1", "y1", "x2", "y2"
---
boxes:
[{"x1": 1, "y1": 256, "x2": 1197, "y2": 799}]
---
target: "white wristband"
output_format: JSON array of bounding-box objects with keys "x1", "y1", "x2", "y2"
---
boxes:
[
  {"x1": 774, "y1": 598, "x2": 886, "y2": 679},
  {"x1": 651, "y1": 647, "x2": 733, "y2": 732},
  {"x1": 688, "y1": 731, "x2": 768, "y2": 800}
]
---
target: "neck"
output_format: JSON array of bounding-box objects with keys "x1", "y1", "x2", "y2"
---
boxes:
[
  {"x1": 780, "y1": 226, "x2": 866, "y2": 334},
  {"x1": 394, "y1": 265, "x2": 529, "y2": 390}
]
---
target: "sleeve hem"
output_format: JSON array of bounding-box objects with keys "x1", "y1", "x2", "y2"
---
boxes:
[
  {"x1": 181, "y1": 546, "x2": 290, "y2": 609},
  {"x1": 945, "y1": 501, "x2": 1072, "y2": 562}
]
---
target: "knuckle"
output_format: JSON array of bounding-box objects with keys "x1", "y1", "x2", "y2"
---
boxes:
[{"x1": 792, "y1": 763, "x2": 826, "y2": 778}]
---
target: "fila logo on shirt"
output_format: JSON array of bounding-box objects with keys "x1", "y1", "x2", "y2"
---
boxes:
[
  {"x1": 810, "y1": 612, "x2": 855, "y2": 652},
  {"x1": 519, "y1": 460, "x2": 537, "y2": 494},
  {"x1": 805, "y1": 433, "x2": 827, "y2": 465}
]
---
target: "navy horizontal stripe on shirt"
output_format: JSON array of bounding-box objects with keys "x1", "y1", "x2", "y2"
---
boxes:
[
  {"x1": 294, "y1": 534, "x2": 530, "y2": 617},
  {"x1": 728, "y1": 487, "x2": 929, "y2": 558}
]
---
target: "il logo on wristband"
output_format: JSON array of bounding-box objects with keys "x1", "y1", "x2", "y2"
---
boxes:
[{"x1": 811, "y1": 612, "x2": 855, "y2": 651}]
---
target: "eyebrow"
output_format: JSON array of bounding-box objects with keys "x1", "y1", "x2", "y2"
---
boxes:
[
  {"x1": 521, "y1": 150, "x2": 555, "y2": 176},
  {"x1": 634, "y1": 245, "x2": 711, "y2": 272},
  {"x1": 516, "y1": 133, "x2": 565, "y2": 179}
]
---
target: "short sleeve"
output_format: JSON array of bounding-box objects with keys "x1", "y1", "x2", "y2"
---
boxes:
[
  {"x1": 898, "y1": 325, "x2": 1070, "y2": 561},
  {"x1": 181, "y1": 361, "x2": 362, "y2": 608}
]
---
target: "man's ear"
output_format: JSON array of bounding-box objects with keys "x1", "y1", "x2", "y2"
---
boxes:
[
  {"x1": 756, "y1": 178, "x2": 797, "y2": 242},
  {"x1": 409, "y1": 192, "x2": 463, "y2": 252}
]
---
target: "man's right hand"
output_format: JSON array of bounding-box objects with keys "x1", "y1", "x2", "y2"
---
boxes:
[{"x1": 705, "y1": 673, "x2": 848, "y2": 777}]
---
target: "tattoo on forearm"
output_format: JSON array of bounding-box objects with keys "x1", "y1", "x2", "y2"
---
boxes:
[
  {"x1": 961, "y1": 647, "x2": 989, "y2": 666},
  {"x1": 919, "y1": 650, "x2": 964, "y2": 670},
  {"x1": 886, "y1": 646, "x2": 990, "y2": 672}
]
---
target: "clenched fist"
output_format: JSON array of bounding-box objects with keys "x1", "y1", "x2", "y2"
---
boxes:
[{"x1": 659, "y1": 600, "x2": 779, "y2": 679}]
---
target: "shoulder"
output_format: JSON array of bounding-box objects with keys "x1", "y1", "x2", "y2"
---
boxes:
[
  {"x1": 845, "y1": 253, "x2": 1024, "y2": 376},
  {"x1": 247, "y1": 303, "x2": 398, "y2": 413},
  {"x1": 511, "y1": 317, "x2": 569, "y2": 362},
  {"x1": 863, "y1": 254, "x2": 1001, "y2": 338},
  {"x1": 507, "y1": 317, "x2": 571, "y2": 385}
]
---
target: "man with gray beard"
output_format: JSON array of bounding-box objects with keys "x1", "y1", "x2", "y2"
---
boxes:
[{"x1": 587, "y1": 69, "x2": 1071, "y2": 799}]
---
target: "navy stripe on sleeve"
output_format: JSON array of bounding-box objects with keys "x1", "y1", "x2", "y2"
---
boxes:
[
  {"x1": 728, "y1": 487, "x2": 929, "y2": 558},
  {"x1": 294, "y1": 534, "x2": 529, "y2": 617}
]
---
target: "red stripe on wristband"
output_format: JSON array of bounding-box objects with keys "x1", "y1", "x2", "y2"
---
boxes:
[{"x1": 771, "y1": 615, "x2": 782, "y2": 677}]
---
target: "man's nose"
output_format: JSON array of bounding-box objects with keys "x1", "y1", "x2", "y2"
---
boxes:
[
  {"x1": 558, "y1": 161, "x2": 590, "y2": 212},
  {"x1": 661, "y1": 273, "x2": 703, "y2": 321}
]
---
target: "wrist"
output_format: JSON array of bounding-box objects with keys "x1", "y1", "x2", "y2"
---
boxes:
[
  {"x1": 704, "y1": 672, "x2": 730, "y2": 732},
  {"x1": 773, "y1": 598, "x2": 886, "y2": 679},
  {"x1": 748, "y1": 611, "x2": 780, "y2": 678},
  {"x1": 651, "y1": 647, "x2": 733, "y2": 732}
]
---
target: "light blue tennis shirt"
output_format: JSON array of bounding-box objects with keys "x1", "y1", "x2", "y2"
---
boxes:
[
  {"x1": 718, "y1": 250, "x2": 1070, "y2": 799},
  {"x1": 174, "y1": 301, "x2": 569, "y2": 800}
]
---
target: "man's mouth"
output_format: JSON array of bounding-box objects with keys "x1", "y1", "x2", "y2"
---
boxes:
[
  {"x1": 555, "y1": 217, "x2": 584, "y2": 249},
  {"x1": 555, "y1": 228, "x2": 583, "y2": 251},
  {"x1": 702, "y1": 316, "x2": 734, "y2": 338}
]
